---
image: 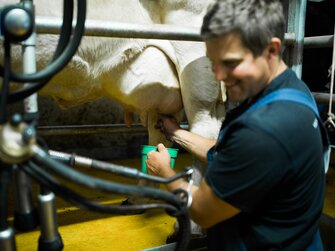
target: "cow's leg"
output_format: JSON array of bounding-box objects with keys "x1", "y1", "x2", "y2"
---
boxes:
[
  {"x1": 126, "y1": 110, "x2": 184, "y2": 204},
  {"x1": 180, "y1": 56, "x2": 226, "y2": 175},
  {"x1": 125, "y1": 112, "x2": 171, "y2": 205}
]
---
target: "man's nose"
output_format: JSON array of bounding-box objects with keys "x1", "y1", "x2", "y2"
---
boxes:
[{"x1": 214, "y1": 67, "x2": 227, "y2": 81}]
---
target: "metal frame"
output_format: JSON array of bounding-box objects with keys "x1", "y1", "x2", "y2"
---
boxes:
[{"x1": 31, "y1": 5, "x2": 334, "y2": 136}]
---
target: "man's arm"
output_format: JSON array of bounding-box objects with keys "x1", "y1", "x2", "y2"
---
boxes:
[
  {"x1": 155, "y1": 115, "x2": 216, "y2": 162},
  {"x1": 146, "y1": 144, "x2": 240, "y2": 228}
]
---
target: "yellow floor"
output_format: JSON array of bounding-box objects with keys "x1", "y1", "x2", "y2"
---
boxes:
[
  {"x1": 8, "y1": 153, "x2": 192, "y2": 251},
  {"x1": 7, "y1": 153, "x2": 335, "y2": 251},
  {"x1": 324, "y1": 166, "x2": 335, "y2": 217}
]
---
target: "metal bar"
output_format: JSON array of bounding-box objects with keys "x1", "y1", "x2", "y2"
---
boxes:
[
  {"x1": 313, "y1": 92, "x2": 335, "y2": 105},
  {"x1": 36, "y1": 91, "x2": 334, "y2": 137},
  {"x1": 37, "y1": 123, "x2": 147, "y2": 136},
  {"x1": 285, "y1": 0, "x2": 307, "y2": 78},
  {"x1": 15, "y1": 0, "x2": 39, "y2": 232},
  {"x1": 37, "y1": 123, "x2": 189, "y2": 137},
  {"x1": 36, "y1": 17, "x2": 202, "y2": 41},
  {"x1": 35, "y1": 16, "x2": 296, "y2": 45},
  {"x1": 304, "y1": 35, "x2": 334, "y2": 49}
]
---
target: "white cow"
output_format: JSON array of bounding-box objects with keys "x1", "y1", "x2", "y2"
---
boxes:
[{"x1": 2, "y1": 0, "x2": 226, "y2": 235}]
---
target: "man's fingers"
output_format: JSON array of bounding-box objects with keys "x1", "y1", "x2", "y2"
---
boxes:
[
  {"x1": 154, "y1": 119, "x2": 162, "y2": 129},
  {"x1": 157, "y1": 143, "x2": 166, "y2": 152}
]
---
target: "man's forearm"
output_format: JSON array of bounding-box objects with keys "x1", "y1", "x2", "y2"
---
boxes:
[{"x1": 172, "y1": 129, "x2": 216, "y2": 162}]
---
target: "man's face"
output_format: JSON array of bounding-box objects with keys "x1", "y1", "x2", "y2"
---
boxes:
[{"x1": 206, "y1": 33, "x2": 271, "y2": 103}]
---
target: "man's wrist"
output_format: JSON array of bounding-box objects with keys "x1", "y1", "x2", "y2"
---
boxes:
[{"x1": 161, "y1": 166, "x2": 176, "y2": 178}]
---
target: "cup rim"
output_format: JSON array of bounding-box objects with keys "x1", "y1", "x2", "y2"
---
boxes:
[{"x1": 141, "y1": 145, "x2": 179, "y2": 157}]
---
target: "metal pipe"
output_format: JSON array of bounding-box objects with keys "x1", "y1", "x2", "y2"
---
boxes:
[
  {"x1": 36, "y1": 17, "x2": 332, "y2": 48},
  {"x1": 0, "y1": 167, "x2": 16, "y2": 251},
  {"x1": 37, "y1": 123, "x2": 189, "y2": 136},
  {"x1": 13, "y1": 0, "x2": 39, "y2": 232},
  {"x1": 34, "y1": 93, "x2": 335, "y2": 136},
  {"x1": 36, "y1": 17, "x2": 202, "y2": 41},
  {"x1": 47, "y1": 149, "x2": 194, "y2": 184},
  {"x1": 0, "y1": 228, "x2": 16, "y2": 251},
  {"x1": 37, "y1": 123, "x2": 147, "y2": 136},
  {"x1": 37, "y1": 193, "x2": 59, "y2": 241},
  {"x1": 13, "y1": 165, "x2": 38, "y2": 231},
  {"x1": 35, "y1": 16, "x2": 296, "y2": 45},
  {"x1": 285, "y1": 0, "x2": 307, "y2": 78},
  {"x1": 304, "y1": 35, "x2": 334, "y2": 49},
  {"x1": 37, "y1": 192, "x2": 63, "y2": 251},
  {"x1": 313, "y1": 92, "x2": 335, "y2": 105},
  {"x1": 22, "y1": 9, "x2": 38, "y2": 114}
]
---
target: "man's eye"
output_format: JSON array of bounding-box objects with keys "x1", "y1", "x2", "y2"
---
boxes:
[{"x1": 224, "y1": 61, "x2": 239, "y2": 68}]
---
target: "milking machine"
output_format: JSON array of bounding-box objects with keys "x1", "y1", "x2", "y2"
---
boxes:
[{"x1": 0, "y1": 1, "x2": 192, "y2": 251}]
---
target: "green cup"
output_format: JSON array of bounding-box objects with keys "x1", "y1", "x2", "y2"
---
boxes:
[{"x1": 141, "y1": 145, "x2": 179, "y2": 173}]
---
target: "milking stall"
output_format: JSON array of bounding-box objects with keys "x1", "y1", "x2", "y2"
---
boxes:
[{"x1": 0, "y1": 0, "x2": 334, "y2": 250}]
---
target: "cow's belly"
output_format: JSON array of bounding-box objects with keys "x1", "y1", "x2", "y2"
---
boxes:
[{"x1": 101, "y1": 46, "x2": 183, "y2": 116}]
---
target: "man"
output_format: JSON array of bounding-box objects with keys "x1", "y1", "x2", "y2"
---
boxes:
[{"x1": 146, "y1": 0, "x2": 328, "y2": 250}]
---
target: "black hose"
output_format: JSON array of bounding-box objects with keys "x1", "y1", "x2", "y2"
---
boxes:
[
  {"x1": 174, "y1": 214, "x2": 191, "y2": 251},
  {"x1": 0, "y1": 0, "x2": 85, "y2": 83},
  {"x1": 0, "y1": 165, "x2": 11, "y2": 230},
  {"x1": 22, "y1": 161, "x2": 191, "y2": 250},
  {"x1": 22, "y1": 160, "x2": 191, "y2": 250},
  {"x1": 21, "y1": 161, "x2": 178, "y2": 214},
  {"x1": 49, "y1": 150, "x2": 192, "y2": 184},
  {"x1": 7, "y1": 0, "x2": 75, "y2": 103},
  {"x1": 32, "y1": 146, "x2": 183, "y2": 206},
  {"x1": 0, "y1": 41, "x2": 11, "y2": 124},
  {"x1": 32, "y1": 148, "x2": 192, "y2": 250},
  {"x1": 52, "y1": 0, "x2": 74, "y2": 57}
]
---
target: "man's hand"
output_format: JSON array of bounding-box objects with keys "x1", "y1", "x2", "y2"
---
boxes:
[
  {"x1": 155, "y1": 114, "x2": 181, "y2": 142},
  {"x1": 146, "y1": 143, "x2": 176, "y2": 178}
]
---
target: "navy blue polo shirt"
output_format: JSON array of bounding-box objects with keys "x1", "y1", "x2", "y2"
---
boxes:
[{"x1": 205, "y1": 69, "x2": 325, "y2": 250}]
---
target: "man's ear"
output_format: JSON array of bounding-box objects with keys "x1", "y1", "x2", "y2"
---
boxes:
[{"x1": 267, "y1": 37, "x2": 282, "y2": 58}]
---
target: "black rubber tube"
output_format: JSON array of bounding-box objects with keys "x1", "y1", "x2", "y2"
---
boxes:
[
  {"x1": 22, "y1": 161, "x2": 177, "y2": 214},
  {"x1": 49, "y1": 150, "x2": 192, "y2": 184},
  {"x1": 32, "y1": 146, "x2": 182, "y2": 206},
  {"x1": 7, "y1": 0, "x2": 75, "y2": 103},
  {"x1": 22, "y1": 161, "x2": 190, "y2": 250},
  {"x1": 0, "y1": 41, "x2": 11, "y2": 123},
  {"x1": 174, "y1": 214, "x2": 191, "y2": 251},
  {"x1": 0, "y1": 0, "x2": 85, "y2": 83},
  {"x1": 0, "y1": 166, "x2": 11, "y2": 230}
]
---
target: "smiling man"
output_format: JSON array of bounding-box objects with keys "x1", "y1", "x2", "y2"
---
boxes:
[{"x1": 146, "y1": 0, "x2": 328, "y2": 250}]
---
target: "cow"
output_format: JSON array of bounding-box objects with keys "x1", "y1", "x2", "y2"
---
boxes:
[{"x1": 1, "y1": 0, "x2": 227, "y2": 236}]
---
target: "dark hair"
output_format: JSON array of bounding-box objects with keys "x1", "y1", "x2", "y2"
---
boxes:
[{"x1": 201, "y1": 0, "x2": 285, "y2": 56}]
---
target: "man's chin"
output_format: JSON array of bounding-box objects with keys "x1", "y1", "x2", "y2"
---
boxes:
[{"x1": 227, "y1": 92, "x2": 244, "y2": 103}]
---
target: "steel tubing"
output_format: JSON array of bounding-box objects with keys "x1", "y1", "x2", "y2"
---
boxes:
[
  {"x1": 35, "y1": 16, "x2": 296, "y2": 45},
  {"x1": 313, "y1": 92, "x2": 335, "y2": 105},
  {"x1": 304, "y1": 35, "x2": 334, "y2": 48},
  {"x1": 37, "y1": 123, "x2": 189, "y2": 136},
  {"x1": 35, "y1": 18, "x2": 333, "y2": 48},
  {"x1": 37, "y1": 123, "x2": 147, "y2": 136}
]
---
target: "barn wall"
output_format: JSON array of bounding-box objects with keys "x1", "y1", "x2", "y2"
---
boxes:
[{"x1": 8, "y1": 96, "x2": 148, "y2": 161}]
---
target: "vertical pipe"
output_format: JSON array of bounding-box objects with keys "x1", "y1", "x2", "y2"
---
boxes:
[
  {"x1": 22, "y1": 32, "x2": 39, "y2": 115},
  {"x1": 12, "y1": 0, "x2": 39, "y2": 232},
  {"x1": 19, "y1": 1, "x2": 63, "y2": 250},
  {"x1": 0, "y1": 228, "x2": 17, "y2": 251},
  {"x1": 37, "y1": 193, "x2": 60, "y2": 240},
  {"x1": 13, "y1": 165, "x2": 38, "y2": 231},
  {"x1": 37, "y1": 192, "x2": 63, "y2": 251},
  {"x1": 0, "y1": 166, "x2": 17, "y2": 251},
  {"x1": 285, "y1": 0, "x2": 307, "y2": 78}
]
